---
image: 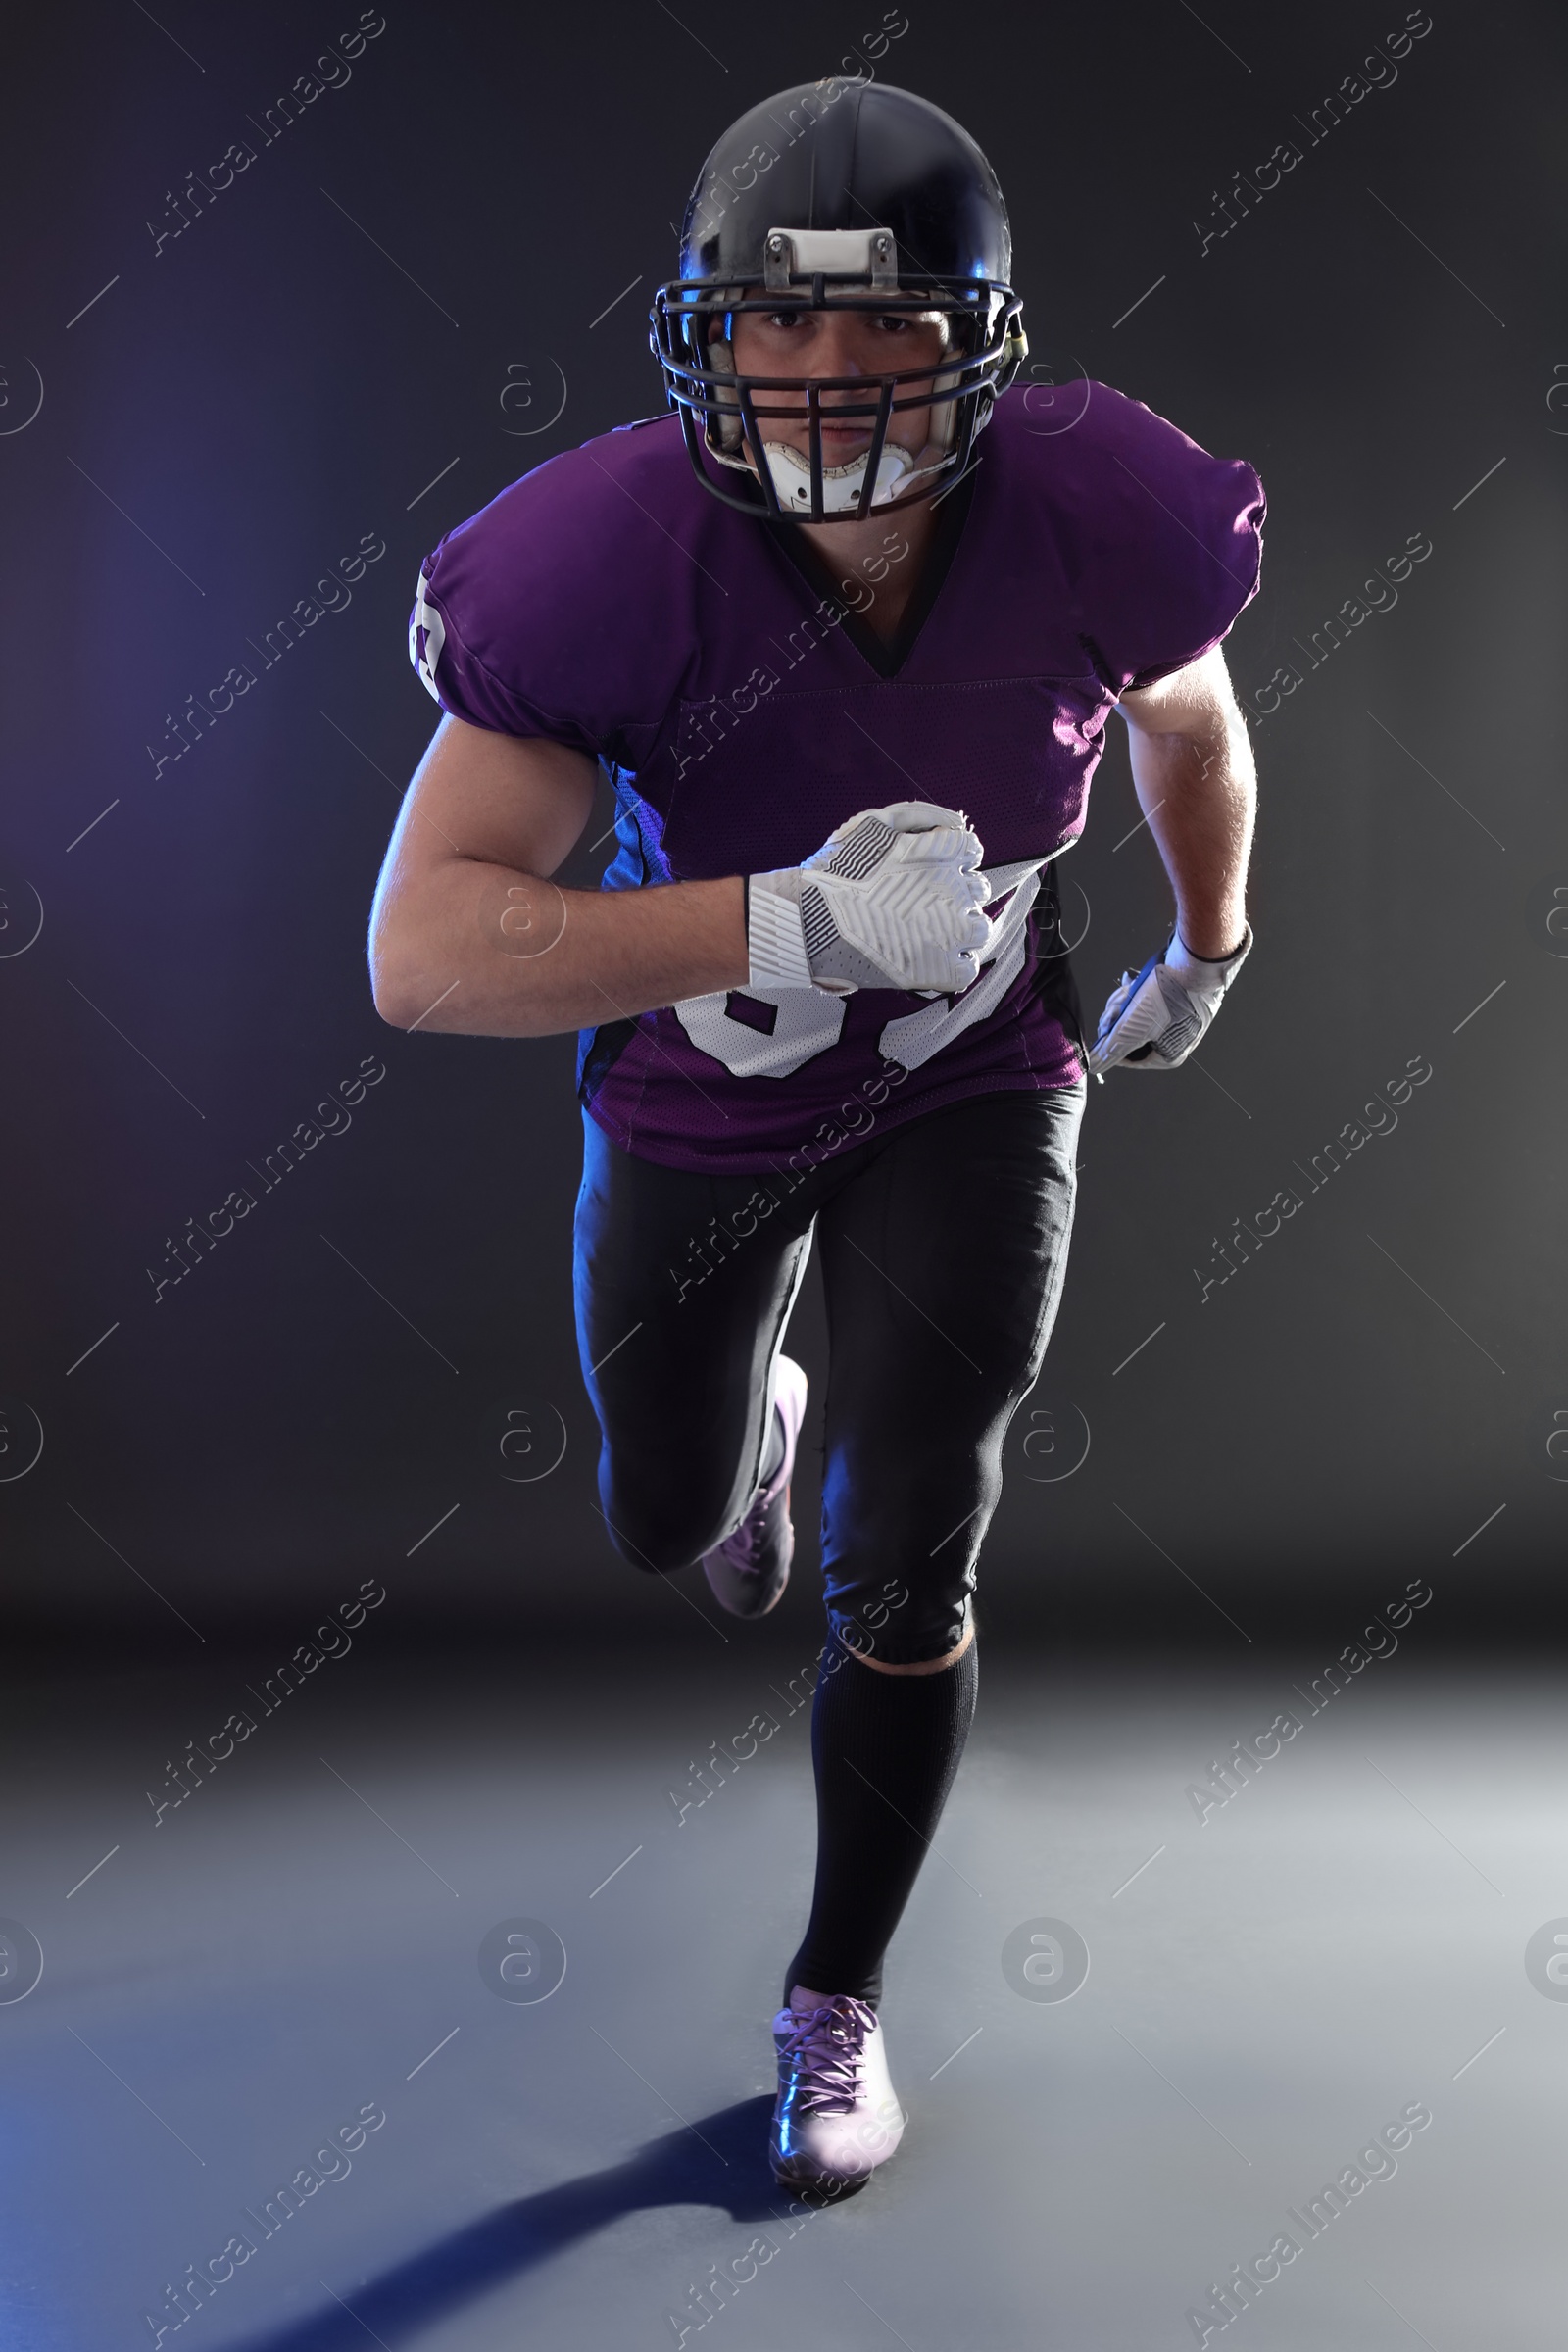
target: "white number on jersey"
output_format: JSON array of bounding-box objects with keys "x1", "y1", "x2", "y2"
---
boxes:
[
  {"x1": 673, "y1": 985, "x2": 848, "y2": 1079},
  {"x1": 672, "y1": 860, "x2": 1051, "y2": 1081},
  {"x1": 878, "y1": 868, "x2": 1041, "y2": 1071},
  {"x1": 410, "y1": 572, "x2": 447, "y2": 703}
]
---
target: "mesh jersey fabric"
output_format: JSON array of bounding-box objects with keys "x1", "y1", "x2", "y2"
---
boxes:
[{"x1": 409, "y1": 382, "x2": 1264, "y2": 1173}]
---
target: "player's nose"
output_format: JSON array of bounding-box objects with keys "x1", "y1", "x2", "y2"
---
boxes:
[{"x1": 816, "y1": 317, "x2": 864, "y2": 387}]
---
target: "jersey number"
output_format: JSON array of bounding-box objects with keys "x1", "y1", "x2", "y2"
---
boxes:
[
  {"x1": 672, "y1": 986, "x2": 847, "y2": 1078},
  {"x1": 672, "y1": 868, "x2": 1042, "y2": 1081}
]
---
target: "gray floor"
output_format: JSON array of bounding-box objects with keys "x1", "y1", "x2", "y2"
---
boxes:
[{"x1": 4, "y1": 1636, "x2": 1559, "y2": 2350}]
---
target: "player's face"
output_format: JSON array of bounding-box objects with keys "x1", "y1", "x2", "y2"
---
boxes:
[{"x1": 726, "y1": 306, "x2": 952, "y2": 466}]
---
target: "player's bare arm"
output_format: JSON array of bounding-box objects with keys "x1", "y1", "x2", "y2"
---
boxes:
[
  {"x1": 1119, "y1": 643, "x2": 1255, "y2": 958},
  {"x1": 368, "y1": 717, "x2": 747, "y2": 1037},
  {"x1": 370, "y1": 718, "x2": 989, "y2": 1036},
  {"x1": 1090, "y1": 647, "x2": 1258, "y2": 1075}
]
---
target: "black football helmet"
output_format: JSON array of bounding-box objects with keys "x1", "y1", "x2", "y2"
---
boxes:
[{"x1": 650, "y1": 78, "x2": 1026, "y2": 524}]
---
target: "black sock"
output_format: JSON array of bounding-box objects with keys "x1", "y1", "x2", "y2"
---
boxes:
[{"x1": 783, "y1": 1637, "x2": 978, "y2": 2012}]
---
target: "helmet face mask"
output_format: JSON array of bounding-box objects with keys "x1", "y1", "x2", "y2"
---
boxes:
[{"x1": 650, "y1": 84, "x2": 1026, "y2": 525}]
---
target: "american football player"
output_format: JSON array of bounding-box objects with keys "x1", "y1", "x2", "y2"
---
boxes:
[{"x1": 369, "y1": 75, "x2": 1262, "y2": 2194}]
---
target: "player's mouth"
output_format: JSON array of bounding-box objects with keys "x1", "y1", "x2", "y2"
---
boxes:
[
  {"x1": 816, "y1": 420, "x2": 873, "y2": 450},
  {"x1": 757, "y1": 422, "x2": 876, "y2": 468}
]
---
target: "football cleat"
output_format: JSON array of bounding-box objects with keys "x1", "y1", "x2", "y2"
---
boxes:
[
  {"x1": 769, "y1": 1994, "x2": 906, "y2": 2190},
  {"x1": 700, "y1": 1356, "x2": 808, "y2": 1618}
]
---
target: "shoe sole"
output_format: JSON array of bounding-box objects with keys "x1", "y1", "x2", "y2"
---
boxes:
[
  {"x1": 768, "y1": 2160, "x2": 873, "y2": 2201},
  {"x1": 701, "y1": 1357, "x2": 808, "y2": 1619}
]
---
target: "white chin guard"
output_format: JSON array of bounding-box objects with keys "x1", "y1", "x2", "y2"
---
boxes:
[{"x1": 760, "y1": 439, "x2": 918, "y2": 514}]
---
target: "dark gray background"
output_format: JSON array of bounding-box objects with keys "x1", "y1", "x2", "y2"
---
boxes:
[
  {"x1": 2, "y1": 0, "x2": 1562, "y2": 1650},
  {"x1": 4, "y1": 14, "x2": 1566, "y2": 2352}
]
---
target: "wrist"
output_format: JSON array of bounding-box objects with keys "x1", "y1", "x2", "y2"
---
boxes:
[
  {"x1": 1166, "y1": 920, "x2": 1251, "y2": 999},
  {"x1": 1173, "y1": 913, "x2": 1249, "y2": 962},
  {"x1": 747, "y1": 866, "x2": 814, "y2": 988}
]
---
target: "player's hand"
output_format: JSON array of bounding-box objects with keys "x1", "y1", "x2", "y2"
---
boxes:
[
  {"x1": 747, "y1": 802, "x2": 992, "y2": 993},
  {"x1": 1088, "y1": 925, "x2": 1252, "y2": 1074}
]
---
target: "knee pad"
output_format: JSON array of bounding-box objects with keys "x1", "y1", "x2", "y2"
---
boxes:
[{"x1": 826, "y1": 1579, "x2": 971, "y2": 1668}]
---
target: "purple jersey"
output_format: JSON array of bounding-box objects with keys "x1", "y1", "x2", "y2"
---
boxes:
[{"x1": 410, "y1": 384, "x2": 1264, "y2": 1173}]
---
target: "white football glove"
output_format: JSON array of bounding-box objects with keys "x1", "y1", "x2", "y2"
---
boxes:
[
  {"x1": 747, "y1": 802, "x2": 992, "y2": 994},
  {"x1": 1088, "y1": 925, "x2": 1252, "y2": 1074}
]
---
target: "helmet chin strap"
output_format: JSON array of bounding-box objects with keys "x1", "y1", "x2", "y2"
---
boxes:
[
  {"x1": 759, "y1": 438, "x2": 953, "y2": 513},
  {"x1": 709, "y1": 432, "x2": 956, "y2": 512}
]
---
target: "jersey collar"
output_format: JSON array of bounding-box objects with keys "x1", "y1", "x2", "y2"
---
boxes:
[{"x1": 760, "y1": 465, "x2": 978, "y2": 682}]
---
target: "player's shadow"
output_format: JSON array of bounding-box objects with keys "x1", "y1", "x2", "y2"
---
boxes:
[{"x1": 218, "y1": 2096, "x2": 848, "y2": 2351}]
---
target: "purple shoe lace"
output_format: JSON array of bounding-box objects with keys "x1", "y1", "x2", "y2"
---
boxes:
[{"x1": 778, "y1": 1997, "x2": 877, "y2": 2115}]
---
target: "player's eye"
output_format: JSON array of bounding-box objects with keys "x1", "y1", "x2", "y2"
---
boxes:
[{"x1": 761, "y1": 310, "x2": 810, "y2": 330}]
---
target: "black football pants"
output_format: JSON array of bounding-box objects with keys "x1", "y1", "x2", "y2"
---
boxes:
[{"x1": 573, "y1": 1084, "x2": 1084, "y2": 1664}]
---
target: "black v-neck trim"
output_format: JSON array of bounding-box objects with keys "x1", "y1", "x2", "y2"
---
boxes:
[{"x1": 760, "y1": 465, "x2": 978, "y2": 681}]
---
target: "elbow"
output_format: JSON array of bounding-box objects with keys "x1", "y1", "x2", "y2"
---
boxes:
[
  {"x1": 372, "y1": 974, "x2": 459, "y2": 1033},
  {"x1": 370, "y1": 972, "x2": 416, "y2": 1030},
  {"x1": 368, "y1": 939, "x2": 436, "y2": 1032}
]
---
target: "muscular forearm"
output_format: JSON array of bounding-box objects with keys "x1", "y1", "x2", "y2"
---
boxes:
[
  {"x1": 371, "y1": 858, "x2": 748, "y2": 1037},
  {"x1": 1127, "y1": 710, "x2": 1254, "y2": 958}
]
